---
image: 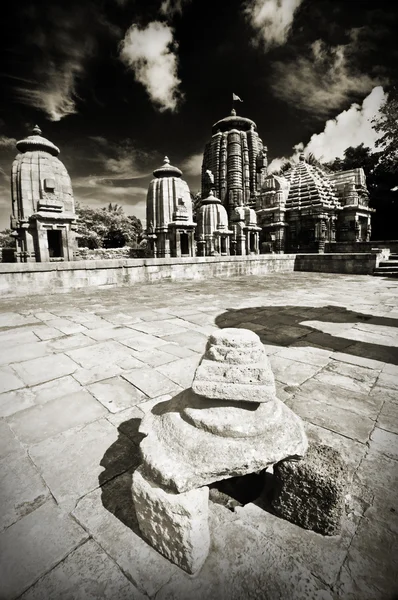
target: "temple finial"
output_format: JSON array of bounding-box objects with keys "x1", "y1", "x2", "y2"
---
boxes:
[
  {"x1": 164, "y1": 156, "x2": 170, "y2": 164},
  {"x1": 32, "y1": 124, "x2": 42, "y2": 136}
]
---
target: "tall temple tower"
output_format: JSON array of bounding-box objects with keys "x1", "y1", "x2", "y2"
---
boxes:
[
  {"x1": 201, "y1": 108, "x2": 267, "y2": 216},
  {"x1": 146, "y1": 156, "x2": 196, "y2": 258},
  {"x1": 11, "y1": 125, "x2": 77, "y2": 262}
]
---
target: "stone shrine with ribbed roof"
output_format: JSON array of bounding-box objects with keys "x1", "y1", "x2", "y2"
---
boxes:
[{"x1": 10, "y1": 125, "x2": 77, "y2": 262}]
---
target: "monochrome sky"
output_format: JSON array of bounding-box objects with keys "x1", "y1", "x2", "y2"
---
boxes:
[{"x1": 0, "y1": 0, "x2": 397, "y2": 229}]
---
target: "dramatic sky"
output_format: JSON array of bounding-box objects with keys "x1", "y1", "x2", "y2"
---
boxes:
[{"x1": 0, "y1": 0, "x2": 397, "y2": 229}]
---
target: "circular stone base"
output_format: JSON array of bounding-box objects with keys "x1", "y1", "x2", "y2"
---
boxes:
[{"x1": 181, "y1": 390, "x2": 281, "y2": 438}]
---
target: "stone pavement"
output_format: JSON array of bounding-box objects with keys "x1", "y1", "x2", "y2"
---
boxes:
[{"x1": 0, "y1": 271, "x2": 397, "y2": 600}]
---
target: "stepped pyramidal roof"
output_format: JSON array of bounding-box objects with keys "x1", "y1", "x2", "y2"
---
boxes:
[{"x1": 284, "y1": 154, "x2": 341, "y2": 211}]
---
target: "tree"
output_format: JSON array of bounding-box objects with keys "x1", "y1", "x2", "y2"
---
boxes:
[
  {"x1": 0, "y1": 229, "x2": 16, "y2": 248},
  {"x1": 372, "y1": 86, "x2": 398, "y2": 173},
  {"x1": 75, "y1": 203, "x2": 143, "y2": 249}
]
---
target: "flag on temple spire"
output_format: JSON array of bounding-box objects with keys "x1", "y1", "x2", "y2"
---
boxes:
[{"x1": 232, "y1": 93, "x2": 243, "y2": 102}]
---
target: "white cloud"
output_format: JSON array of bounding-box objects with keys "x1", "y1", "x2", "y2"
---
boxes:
[
  {"x1": 267, "y1": 87, "x2": 386, "y2": 169},
  {"x1": 271, "y1": 39, "x2": 382, "y2": 116},
  {"x1": 160, "y1": 0, "x2": 191, "y2": 17},
  {"x1": 14, "y1": 73, "x2": 81, "y2": 122},
  {"x1": 119, "y1": 21, "x2": 183, "y2": 112},
  {"x1": 304, "y1": 86, "x2": 386, "y2": 161},
  {"x1": 181, "y1": 152, "x2": 203, "y2": 176},
  {"x1": 0, "y1": 136, "x2": 17, "y2": 149},
  {"x1": 245, "y1": 0, "x2": 303, "y2": 48}
]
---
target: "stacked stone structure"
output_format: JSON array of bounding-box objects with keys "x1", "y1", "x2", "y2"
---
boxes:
[
  {"x1": 146, "y1": 157, "x2": 196, "y2": 258},
  {"x1": 132, "y1": 328, "x2": 308, "y2": 574},
  {"x1": 10, "y1": 125, "x2": 77, "y2": 262},
  {"x1": 196, "y1": 190, "x2": 232, "y2": 256}
]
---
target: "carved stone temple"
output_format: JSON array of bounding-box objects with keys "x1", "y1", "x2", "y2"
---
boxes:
[
  {"x1": 145, "y1": 106, "x2": 374, "y2": 256},
  {"x1": 10, "y1": 126, "x2": 77, "y2": 262},
  {"x1": 132, "y1": 328, "x2": 308, "y2": 574},
  {"x1": 146, "y1": 156, "x2": 196, "y2": 258}
]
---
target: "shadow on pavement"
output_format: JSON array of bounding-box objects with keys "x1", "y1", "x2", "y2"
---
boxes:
[
  {"x1": 99, "y1": 417, "x2": 144, "y2": 535},
  {"x1": 215, "y1": 305, "x2": 398, "y2": 366}
]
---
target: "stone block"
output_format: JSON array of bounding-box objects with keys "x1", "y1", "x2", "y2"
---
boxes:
[
  {"x1": 272, "y1": 443, "x2": 349, "y2": 535},
  {"x1": 132, "y1": 468, "x2": 210, "y2": 574}
]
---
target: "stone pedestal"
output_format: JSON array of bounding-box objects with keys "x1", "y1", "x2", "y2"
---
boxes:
[
  {"x1": 132, "y1": 468, "x2": 210, "y2": 574},
  {"x1": 272, "y1": 443, "x2": 349, "y2": 536},
  {"x1": 133, "y1": 328, "x2": 308, "y2": 573}
]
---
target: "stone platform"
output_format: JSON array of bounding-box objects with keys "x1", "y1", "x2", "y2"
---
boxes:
[{"x1": 0, "y1": 272, "x2": 397, "y2": 599}]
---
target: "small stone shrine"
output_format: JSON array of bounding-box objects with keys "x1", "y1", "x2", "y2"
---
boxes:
[
  {"x1": 132, "y1": 328, "x2": 308, "y2": 574},
  {"x1": 146, "y1": 156, "x2": 196, "y2": 258},
  {"x1": 195, "y1": 190, "x2": 233, "y2": 256},
  {"x1": 10, "y1": 125, "x2": 77, "y2": 262}
]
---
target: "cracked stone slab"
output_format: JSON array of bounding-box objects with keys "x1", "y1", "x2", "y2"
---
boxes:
[
  {"x1": 88, "y1": 376, "x2": 147, "y2": 413},
  {"x1": 0, "y1": 450, "x2": 49, "y2": 531},
  {"x1": 11, "y1": 354, "x2": 78, "y2": 387},
  {"x1": 29, "y1": 418, "x2": 138, "y2": 511},
  {"x1": 269, "y1": 355, "x2": 322, "y2": 386},
  {"x1": 0, "y1": 366, "x2": 25, "y2": 394},
  {"x1": 7, "y1": 390, "x2": 107, "y2": 445},
  {"x1": 369, "y1": 427, "x2": 398, "y2": 460},
  {"x1": 0, "y1": 500, "x2": 88, "y2": 600},
  {"x1": 66, "y1": 340, "x2": 135, "y2": 370},
  {"x1": 19, "y1": 539, "x2": 146, "y2": 600},
  {"x1": 0, "y1": 419, "x2": 22, "y2": 459},
  {"x1": 156, "y1": 517, "x2": 333, "y2": 600}
]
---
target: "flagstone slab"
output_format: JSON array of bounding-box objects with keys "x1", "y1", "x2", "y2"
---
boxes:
[
  {"x1": 236, "y1": 499, "x2": 360, "y2": 587},
  {"x1": 72, "y1": 364, "x2": 124, "y2": 385},
  {"x1": 0, "y1": 341, "x2": 49, "y2": 367},
  {"x1": 31, "y1": 326, "x2": 65, "y2": 341},
  {"x1": 376, "y1": 400, "x2": 398, "y2": 435},
  {"x1": 19, "y1": 539, "x2": 146, "y2": 600},
  {"x1": 323, "y1": 360, "x2": 379, "y2": 390},
  {"x1": 336, "y1": 517, "x2": 398, "y2": 600},
  {"x1": 29, "y1": 418, "x2": 137, "y2": 511},
  {"x1": 7, "y1": 390, "x2": 107, "y2": 445},
  {"x1": 0, "y1": 312, "x2": 40, "y2": 328},
  {"x1": 130, "y1": 320, "x2": 190, "y2": 337},
  {"x1": 11, "y1": 354, "x2": 78, "y2": 386},
  {"x1": 376, "y1": 369, "x2": 398, "y2": 391},
  {"x1": 295, "y1": 378, "x2": 383, "y2": 420},
  {"x1": 129, "y1": 347, "x2": 178, "y2": 367},
  {"x1": 106, "y1": 405, "x2": 145, "y2": 444},
  {"x1": 332, "y1": 351, "x2": 386, "y2": 371},
  {"x1": 161, "y1": 330, "x2": 208, "y2": 353},
  {"x1": 312, "y1": 369, "x2": 374, "y2": 395},
  {"x1": 355, "y1": 449, "x2": 398, "y2": 494},
  {"x1": 269, "y1": 355, "x2": 321, "y2": 386},
  {"x1": 120, "y1": 331, "x2": 170, "y2": 351},
  {"x1": 0, "y1": 500, "x2": 88, "y2": 600},
  {"x1": 160, "y1": 343, "x2": 199, "y2": 358},
  {"x1": 0, "y1": 328, "x2": 40, "y2": 347},
  {"x1": 287, "y1": 396, "x2": 374, "y2": 444},
  {"x1": 72, "y1": 478, "x2": 181, "y2": 597},
  {"x1": 274, "y1": 345, "x2": 331, "y2": 367},
  {"x1": 369, "y1": 426, "x2": 398, "y2": 460},
  {"x1": 156, "y1": 355, "x2": 202, "y2": 389},
  {"x1": 45, "y1": 318, "x2": 88, "y2": 335},
  {"x1": 46, "y1": 333, "x2": 95, "y2": 352},
  {"x1": 0, "y1": 419, "x2": 22, "y2": 459},
  {"x1": 85, "y1": 325, "x2": 138, "y2": 341},
  {"x1": 0, "y1": 366, "x2": 25, "y2": 394},
  {"x1": 0, "y1": 451, "x2": 49, "y2": 531},
  {"x1": 122, "y1": 368, "x2": 181, "y2": 398},
  {"x1": 156, "y1": 517, "x2": 333, "y2": 600},
  {"x1": 66, "y1": 340, "x2": 134, "y2": 370},
  {"x1": 88, "y1": 376, "x2": 147, "y2": 413}
]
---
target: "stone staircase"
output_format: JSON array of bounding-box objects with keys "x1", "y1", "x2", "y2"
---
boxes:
[{"x1": 374, "y1": 253, "x2": 398, "y2": 277}]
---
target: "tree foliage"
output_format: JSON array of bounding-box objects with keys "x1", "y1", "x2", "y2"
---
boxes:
[
  {"x1": 75, "y1": 203, "x2": 143, "y2": 249},
  {"x1": 0, "y1": 229, "x2": 16, "y2": 248},
  {"x1": 373, "y1": 86, "x2": 398, "y2": 172}
]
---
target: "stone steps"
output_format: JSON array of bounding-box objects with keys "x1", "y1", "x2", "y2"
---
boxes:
[{"x1": 373, "y1": 258, "x2": 398, "y2": 277}]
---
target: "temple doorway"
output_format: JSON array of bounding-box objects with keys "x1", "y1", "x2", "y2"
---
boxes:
[
  {"x1": 47, "y1": 230, "x2": 63, "y2": 258},
  {"x1": 180, "y1": 233, "x2": 189, "y2": 256}
]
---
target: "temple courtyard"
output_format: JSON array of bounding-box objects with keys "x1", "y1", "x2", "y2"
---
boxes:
[{"x1": 0, "y1": 271, "x2": 397, "y2": 600}]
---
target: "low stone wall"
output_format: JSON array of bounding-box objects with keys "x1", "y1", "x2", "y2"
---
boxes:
[
  {"x1": 0, "y1": 253, "x2": 380, "y2": 298},
  {"x1": 294, "y1": 253, "x2": 379, "y2": 275},
  {"x1": 325, "y1": 240, "x2": 398, "y2": 254},
  {"x1": 74, "y1": 247, "x2": 149, "y2": 260}
]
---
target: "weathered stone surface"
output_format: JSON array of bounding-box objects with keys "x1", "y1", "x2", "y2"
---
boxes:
[
  {"x1": 19, "y1": 540, "x2": 146, "y2": 600},
  {"x1": 29, "y1": 419, "x2": 137, "y2": 510},
  {"x1": 192, "y1": 328, "x2": 276, "y2": 402},
  {"x1": 269, "y1": 355, "x2": 322, "y2": 386},
  {"x1": 369, "y1": 426, "x2": 398, "y2": 460},
  {"x1": 11, "y1": 354, "x2": 78, "y2": 386},
  {"x1": 8, "y1": 390, "x2": 107, "y2": 445},
  {"x1": 66, "y1": 340, "x2": 134, "y2": 370},
  {"x1": 156, "y1": 355, "x2": 201, "y2": 389},
  {"x1": 0, "y1": 419, "x2": 22, "y2": 459},
  {"x1": 0, "y1": 450, "x2": 49, "y2": 531},
  {"x1": 132, "y1": 468, "x2": 210, "y2": 574},
  {"x1": 156, "y1": 517, "x2": 333, "y2": 600},
  {"x1": 72, "y1": 476, "x2": 181, "y2": 597},
  {"x1": 122, "y1": 368, "x2": 181, "y2": 398},
  {"x1": 0, "y1": 366, "x2": 24, "y2": 394},
  {"x1": 236, "y1": 499, "x2": 361, "y2": 586},
  {"x1": 139, "y1": 392, "x2": 307, "y2": 493},
  {"x1": 88, "y1": 376, "x2": 147, "y2": 413},
  {"x1": 272, "y1": 443, "x2": 349, "y2": 535},
  {"x1": 0, "y1": 500, "x2": 88, "y2": 600}
]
